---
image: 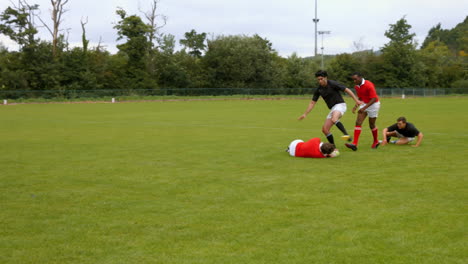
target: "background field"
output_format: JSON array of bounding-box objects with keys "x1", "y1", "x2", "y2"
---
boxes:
[{"x1": 1, "y1": 97, "x2": 467, "y2": 264}]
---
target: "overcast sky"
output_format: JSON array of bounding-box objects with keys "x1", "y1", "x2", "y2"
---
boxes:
[{"x1": 0, "y1": 0, "x2": 466, "y2": 57}]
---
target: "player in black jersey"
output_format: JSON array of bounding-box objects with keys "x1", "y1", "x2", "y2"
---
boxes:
[
  {"x1": 381, "y1": 117, "x2": 424, "y2": 147},
  {"x1": 298, "y1": 70, "x2": 362, "y2": 144}
]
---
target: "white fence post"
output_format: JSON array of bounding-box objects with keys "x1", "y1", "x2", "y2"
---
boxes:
[
  {"x1": 3, "y1": 99, "x2": 6, "y2": 105},
  {"x1": 112, "y1": 98, "x2": 115, "y2": 103}
]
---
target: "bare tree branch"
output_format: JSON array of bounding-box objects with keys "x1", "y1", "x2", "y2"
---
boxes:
[
  {"x1": 139, "y1": 0, "x2": 167, "y2": 48},
  {"x1": 96, "y1": 36, "x2": 107, "y2": 52},
  {"x1": 353, "y1": 36, "x2": 369, "y2": 52},
  {"x1": 35, "y1": 0, "x2": 69, "y2": 57},
  {"x1": 81, "y1": 16, "x2": 89, "y2": 53}
]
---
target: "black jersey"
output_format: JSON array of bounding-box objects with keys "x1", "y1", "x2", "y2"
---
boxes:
[
  {"x1": 312, "y1": 80, "x2": 347, "y2": 109},
  {"x1": 387, "y1": 122, "x2": 420, "y2": 137}
]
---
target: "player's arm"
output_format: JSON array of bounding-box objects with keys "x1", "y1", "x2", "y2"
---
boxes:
[
  {"x1": 329, "y1": 148, "x2": 340, "y2": 158},
  {"x1": 298, "y1": 100, "x2": 316, "y2": 120},
  {"x1": 412, "y1": 132, "x2": 424, "y2": 147},
  {"x1": 344, "y1": 88, "x2": 363, "y2": 105},
  {"x1": 352, "y1": 98, "x2": 360, "y2": 114},
  {"x1": 381, "y1": 127, "x2": 389, "y2": 146},
  {"x1": 358, "y1": 97, "x2": 377, "y2": 113}
]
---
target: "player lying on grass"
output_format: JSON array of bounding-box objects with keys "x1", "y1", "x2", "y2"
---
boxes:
[
  {"x1": 287, "y1": 137, "x2": 340, "y2": 158},
  {"x1": 381, "y1": 117, "x2": 424, "y2": 147}
]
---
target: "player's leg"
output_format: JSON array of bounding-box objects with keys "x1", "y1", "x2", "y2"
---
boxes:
[
  {"x1": 335, "y1": 121, "x2": 350, "y2": 139},
  {"x1": 367, "y1": 102, "x2": 380, "y2": 148},
  {"x1": 287, "y1": 139, "x2": 304, "y2": 156},
  {"x1": 395, "y1": 137, "x2": 411, "y2": 145},
  {"x1": 369, "y1": 117, "x2": 379, "y2": 148},
  {"x1": 352, "y1": 111, "x2": 367, "y2": 145},
  {"x1": 330, "y1": 103, "x2": 351, "y2": 141},
  {"x1": 346, "y1": 111, "x2": 366, "y2": 151},
  {"x1": 384, "y1": 131, "x2": 397, "y2": 144},
  {"x1": 323, "y1": 107, "x2": 343, "y2": 145},
  {"x1": 322, "y1": 118, "x2": 335, "y2": 144}
]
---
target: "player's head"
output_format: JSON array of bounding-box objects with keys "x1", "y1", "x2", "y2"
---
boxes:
[
  {"x1": 315, "y1": 70, "x2": 328, "y2": 87},
  {"x1": 397, "y1": 116, "x2": 407, "y2": 129},
  {"x1": 351, "y1": 72, "x2": 363, "y2": 85},
  {"x1": 320, "y1": 142, "x2": 336, "y2": 155},
  {"x1": 315, "y1": 70, "x2": 328, "y2": 78}
]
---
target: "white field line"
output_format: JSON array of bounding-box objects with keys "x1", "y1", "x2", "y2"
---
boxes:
[
  {"x1": 150, "y1": 122, "x2": 305, "y2": 131},
  {"x1": 80, "y1": 120, "x2": 305, "y2": 131}
]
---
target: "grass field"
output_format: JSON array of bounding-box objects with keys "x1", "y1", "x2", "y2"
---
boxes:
[{"x1": 1, "y1": 97, "x2": 467, "y2": 263}]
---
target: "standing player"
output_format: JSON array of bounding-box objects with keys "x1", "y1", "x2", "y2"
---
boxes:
[
  {"x1": 345, "y1": 72, "x2": 381, "y2": 151},
  {"x1": 287, "y1": 137, "x2": 339, "y2": 158},
  {"x1": 298, "y1": 70, "x2": 362, "y2": 144},
  {"x1": 381, "y1": 117, "x2": 424, "y2": 147}
]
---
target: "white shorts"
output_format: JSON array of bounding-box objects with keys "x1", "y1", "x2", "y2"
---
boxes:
[
  {"x1": 326, "y1": 103, "x2": 347, "y2": 119},
  {"x1": 359, "y1": 101, "x2": 380, "y2": 118},
  {"x1": 287, "y1": 139, "x2": 303, "y2": 156},
  {"x1": 395, "y1": 131, "x2": 415, "y2": 142}
]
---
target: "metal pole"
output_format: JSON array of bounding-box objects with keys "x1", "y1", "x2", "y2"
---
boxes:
[
  {"x1": 321, "y1": 34, "x2": 324, "y2": 68},
  {"x1": 318, "y1": 31, "x2": 330, "y2": 69},
  {"x1": 313, "y1": 0, "x2": 319, "y2": 56}
]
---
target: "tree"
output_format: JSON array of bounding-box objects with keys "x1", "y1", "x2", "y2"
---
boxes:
[
  {"x1": 140, "y1": 0, "x2": 167, "y2": 49},
  {"x1": 380, "y1": 17, "x2": 420, "y2": 88},
  {"x1": 283, "y1": 53, "x2": 317, "y2": 90},
  {"x1": 454, "y1": 17, "x2": 468, "y2": 55},
  {"x1": 352, "y1": 36, "x2": 369, "y2": 52},
  {"x1": 158, "y1": 33, "x2": 175, "y2": 55},
  {"x1": 418, "y1": 40, "x2": 453, "y2": 87},
  {"x1": 203, "y1": 34, "x2": 279, "y2": 89},
  {"x1": 115, "y1": 9, "x2": 152, "y2": 66},
  {"x1": 0, "y1": 2, "x2": 63, "y2": 92},
  {"x1": 422, "y1": 17, "x2": 468, "y2": 54},
  {"x1": 327, "y1": 53, "x2": 360, "y2": 86},
  {"x1": 153, "y1": 34, "x2": 180, "y2": 88},
  {"x1": 37, "y1": 0, "x2": 69, "y2": 58},
  {"x1": 80, "y1": 17, "x2": 89, "y2": 54},
  {"x1": 0, "y1": 0, "x2": 39, "y2": 49},
  {"x1": 139, "y1": 0, "x2": 167, "y2": 78},
  {"x1": 114, "y1": 8, "x2": 155, "y2": 89},
  {"x1": 421, "y1": 23, "x2": 448, "y2": 49},
  {"x1": 180, "y1": 29, "x2": 207, "y2": 58}
]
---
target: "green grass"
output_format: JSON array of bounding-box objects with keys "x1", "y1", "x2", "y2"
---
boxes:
[{"x1": 1, "y1": 97, "x2": 466, "y2": 263}]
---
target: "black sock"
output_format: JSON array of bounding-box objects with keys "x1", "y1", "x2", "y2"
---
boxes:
[
  {"x1": 335, "y1": 121, "x2": 348, "y2": 135},
  {"x1": 326, "y1": 133, "x2": 335, "y2": 144},
  {"x1": 387, "y1": 137, "x2": 391, "y2": 143}
]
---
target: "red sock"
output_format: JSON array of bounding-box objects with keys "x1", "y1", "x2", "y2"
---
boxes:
[
  {"x1": 372, "y1": 128, "x2": 379, "y2": 144},
  {"x1": 353, "y1": 126, "x2": 362, "y2": 145}
]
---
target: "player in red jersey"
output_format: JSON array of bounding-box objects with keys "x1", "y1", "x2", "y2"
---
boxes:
[
  {"x1": 345, "y1": 72, "x2": 381, "y2": 151},
  {"x1": 287, "y1": 137, "x2": 339, "y2": 158}
]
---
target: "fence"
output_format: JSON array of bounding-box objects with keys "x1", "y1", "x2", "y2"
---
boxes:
[
  {"x1": 377, "y1": 88, "x2": 452, "y2": 97},
  {"x1": 0, "y1": 87, "x2": 467, "y2": 100}
]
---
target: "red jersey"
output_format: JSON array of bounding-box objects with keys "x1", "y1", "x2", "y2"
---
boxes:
[
  {"x1": 295, "y1": 138, "x2": 327, "y2": 158},
  {"x1": 354, "y1": 79, "x2": 379, "y2": 103}
]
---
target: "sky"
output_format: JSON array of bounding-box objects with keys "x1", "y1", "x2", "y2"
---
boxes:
[{"x1": 0, "y1": 0, "x2": 466, "y2": 57}]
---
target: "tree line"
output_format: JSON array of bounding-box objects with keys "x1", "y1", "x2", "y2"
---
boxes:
[{"x1": 0, "y1": 0, "x2": 466, "y2": 98}]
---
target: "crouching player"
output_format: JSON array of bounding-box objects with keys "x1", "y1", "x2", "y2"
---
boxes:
[
  {"x1": 381, "y1": 117, "x2": 424, "y2": 147},
  {"x1": 287, "y1": 137, "x2": 340, "y2": 158}
]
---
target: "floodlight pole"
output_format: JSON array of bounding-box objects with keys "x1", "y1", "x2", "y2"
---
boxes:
[
  {"x1": 313, "y1": 0, "x2": 319, "y2": 57},
  {"x1": 318, "y1": 30, "x2": 331, "y2": 69}
]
